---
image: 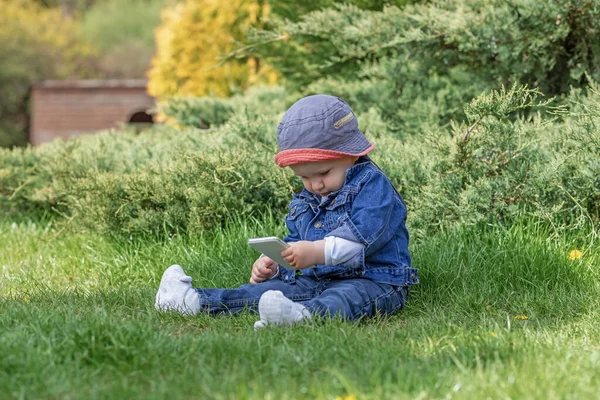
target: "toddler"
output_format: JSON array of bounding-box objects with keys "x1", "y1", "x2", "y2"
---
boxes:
[{"x1": 155, "y1": 94, "x2": 419, "y2": 329}]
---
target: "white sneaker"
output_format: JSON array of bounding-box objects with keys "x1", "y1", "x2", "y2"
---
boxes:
[
  {"x1": 155, "y1": 265, "x2": 200, "y2": 315},
  {"x1": 254, "y1": 290, "x2": 311, "y2": 330}
]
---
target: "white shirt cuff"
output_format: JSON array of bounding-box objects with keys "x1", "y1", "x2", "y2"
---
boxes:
[{"x1": 324, "y1": 236, "x2": 365, "y2": 266}]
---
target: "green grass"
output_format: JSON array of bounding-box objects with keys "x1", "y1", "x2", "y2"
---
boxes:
[{"x1": 1, "y1": 217, "x2": 599, "y2": 399}]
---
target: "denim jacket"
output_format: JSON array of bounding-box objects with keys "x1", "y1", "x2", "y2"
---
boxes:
[{"x1": 279, "y1": 157, "x2": 418, "y2": 287}]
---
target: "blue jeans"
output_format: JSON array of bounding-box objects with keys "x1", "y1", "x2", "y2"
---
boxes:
[{"x1": 195, "y1": 276, "x2": 408, "y2": 321}]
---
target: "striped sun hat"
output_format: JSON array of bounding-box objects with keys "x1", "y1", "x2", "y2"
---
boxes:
[{"x1": 274, "y1": 95, "x2": 374, "y2": 167}]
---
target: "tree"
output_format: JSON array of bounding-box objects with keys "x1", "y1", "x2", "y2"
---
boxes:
[
  {"x1": 0, "y1": 0, "x2": 97, "y2": 147},
  {"x1": 147, "y1": 0, "x2": 279, "y2": 100},
  {"x1": 81, "y1": 0, "x2": 165, "y2": 78}
]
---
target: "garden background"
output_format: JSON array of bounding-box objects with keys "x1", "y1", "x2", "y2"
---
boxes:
[{"x1": 1, "y1": 0, "x2": 600, "y2": 398}]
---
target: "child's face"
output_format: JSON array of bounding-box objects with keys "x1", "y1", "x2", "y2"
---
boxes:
[{"x1": 290, "y1": 157, "x2": 358, "y2": 197}]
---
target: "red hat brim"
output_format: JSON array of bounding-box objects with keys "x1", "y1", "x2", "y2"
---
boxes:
[{"x1": 275, "y1": 145, "x2": 374, "y2": 167}]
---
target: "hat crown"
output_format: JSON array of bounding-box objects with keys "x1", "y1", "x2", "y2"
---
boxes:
[
  {"x1": 274, "y1": 94, "x2": 374, "y2": 167},
  {"x1": 277, "y1": 95, "x2": 358, "y2": 152}
]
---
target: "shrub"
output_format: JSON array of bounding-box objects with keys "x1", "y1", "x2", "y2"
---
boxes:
[
  {"x1": 1, "y1": 85, "x2": 599, "y2": 239},
  {"x1": 68, "y1": 114, "x2": 294, "y2": 235},
  {"x1": 157, "y1": 85, "x2": 289, "y2": 129}
]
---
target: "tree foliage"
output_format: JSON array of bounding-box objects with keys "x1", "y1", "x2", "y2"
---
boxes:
[
  {"x1": 245, "y1": 0, "x2": 600, "y2": 134},
  {"x1": 80, "y1": 0, "x2": 165, "y2": 78},
  {"x1": 147, "y1": 0, "x2": 279, "y2": 99},
  {"x1": 0, "y1": 0, "x2": 97, "y2": 148},
  {"x1": 267, "y1": 0, "x2": 418, "y2": 21}
]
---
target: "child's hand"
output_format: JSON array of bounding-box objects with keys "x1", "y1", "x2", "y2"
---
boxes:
[
  {"x1": 250, "y1": 256, "x2": 278, "y2": 284},
  {"x1": 281, "y1": 240, "x2": 325, "y2": 270}
]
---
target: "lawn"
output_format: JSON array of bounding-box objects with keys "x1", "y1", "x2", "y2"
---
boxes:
[{"x1": 1, "y1": 217, "x2": 599, "y2": 399}]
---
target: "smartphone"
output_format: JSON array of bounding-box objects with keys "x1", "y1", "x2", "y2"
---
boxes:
[{"x1": 247, "y1": 236, "x2": 294, "y2": 270}]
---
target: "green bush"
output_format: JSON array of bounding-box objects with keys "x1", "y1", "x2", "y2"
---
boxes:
[
  {"x1": 1, "y1": 84, "x2": 599, "y2": 239},
  {"x1": 0, "y1": 105, "x2": 297, "y2": 235},
  {"x1": 159, "y1": 97, "x2": 236, "y2": 129},
  {"x1": 389, "y1": 84, "x2": 600, "y2": 238},
  {"x1": 157, "y1": 85, "x2": 290, "y2": 129},
  {"x1": 68, "y1": 114, "x2": 294, "y2": 235},
  {"x1": 0, "y1": 125, "x2": 203, "y2": 219}
]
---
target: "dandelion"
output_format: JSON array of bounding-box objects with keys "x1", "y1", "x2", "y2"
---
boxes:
[
  {"x1": 569, "y1": 249, "x2": 583, "y2": 260},
  {"x1": 514, "y1": 315, "x2": 528, "y2": 320},
  {"x1": 336, "y1": 396, "x2": 357, "y2": 400}
]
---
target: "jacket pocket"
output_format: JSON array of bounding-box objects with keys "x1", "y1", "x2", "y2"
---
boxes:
[
  {"x1": 286, "y1": 199, "x2": 311, "y2": 234},
  {"x1": 324, "y1": 192, "x2": 350, "y2": 231}
]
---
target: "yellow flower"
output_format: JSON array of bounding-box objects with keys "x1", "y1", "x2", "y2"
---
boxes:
[
  {"x1": 23, "y1": 297, "x2": 29, "y2": 303},
  {"x1": 569, "y1": 249, "x2": 583, "y2": 260},
  {"x1": 336, "y1": 396, "x2": 357, "y2": 400},
  {"x1": 490, "y1": 331, "x2": 497, "y2": 337},
  {"x1": 514, "y1": 315, "x2": 528, "y2": 320}
]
